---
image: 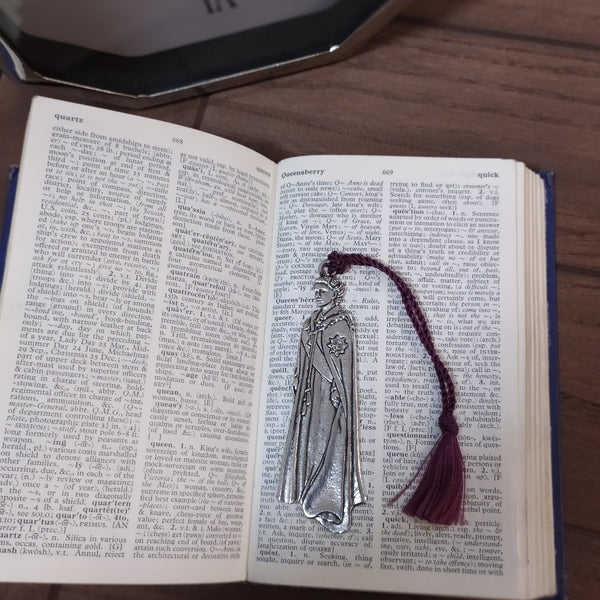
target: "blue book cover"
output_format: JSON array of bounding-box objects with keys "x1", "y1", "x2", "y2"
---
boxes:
[
  {"x1": 0, "y1": 165, "x2": 18, "y2": 291},
  {"x1": 538, "y1": 171, "x2": 565, "y2": 600}
]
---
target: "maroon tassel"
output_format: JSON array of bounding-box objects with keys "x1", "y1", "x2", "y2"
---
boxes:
[
  {"x1": 392, "y1": 411, "x2": 465, "y2": 525},
  {"x1": 324, "y1": 251, "x2": 465, "y2": 525}
]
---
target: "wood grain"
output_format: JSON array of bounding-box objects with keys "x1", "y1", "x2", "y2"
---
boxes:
[
  {"x1": 0, "y1": 1, "x2": 598, "y2": 599},
  {"x1": 403, "y1": 0, "x2": 600, "y2": 46}
]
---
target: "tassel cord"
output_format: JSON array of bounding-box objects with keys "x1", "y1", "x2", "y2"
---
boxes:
[
  {"x1": 324, "y1": 251, "x2": 464, "y2": 524},
  {"x1": 325, "y1": 251, "x2": 457, "y2": 433}
]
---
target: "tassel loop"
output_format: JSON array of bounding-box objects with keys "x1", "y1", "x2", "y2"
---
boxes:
[{"x1": 325, "y1": 251, "x2": 465, "y2": 525}]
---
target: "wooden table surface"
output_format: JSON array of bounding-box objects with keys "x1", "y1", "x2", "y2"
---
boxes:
[{"x1": 0, "y1": 1, "x2": 598, "y2": 599}]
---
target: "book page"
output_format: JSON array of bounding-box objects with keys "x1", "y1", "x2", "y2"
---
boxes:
[
  {"x1": 0, "y1": 97, "x2": 276, "y2": 583},
  {"x1": 249, "y1": 155, "x2": 531, "y2": 598}
]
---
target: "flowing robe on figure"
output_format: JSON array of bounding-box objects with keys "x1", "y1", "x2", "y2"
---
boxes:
[{"x1": 278, "y1": 305, "x2": 364, "y2": 533}]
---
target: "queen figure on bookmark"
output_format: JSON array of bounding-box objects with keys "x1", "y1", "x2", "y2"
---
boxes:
[{"x1": 277, "y1": 265, "x2": 365, "y2": 534}]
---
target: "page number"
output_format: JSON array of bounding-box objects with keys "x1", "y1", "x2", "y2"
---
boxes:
[
  {"x1": 382, "y1": 169, "x2": 393, "y2": 175},
  {"x1": 172, "y1": 137, "x2": 183, "y2": 144}
]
